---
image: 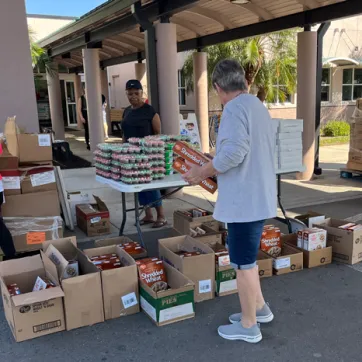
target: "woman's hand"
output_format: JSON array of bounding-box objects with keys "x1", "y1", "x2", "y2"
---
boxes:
[{"x1": 182, "y1": 162, "x2": 205, "y2": 185}]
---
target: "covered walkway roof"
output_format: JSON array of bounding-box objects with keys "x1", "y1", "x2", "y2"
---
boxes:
[{"x1": 38, "y1": 0, "x2": 362, "y2": 72}]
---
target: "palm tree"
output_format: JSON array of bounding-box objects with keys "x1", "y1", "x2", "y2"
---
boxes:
[{"x1": 182, "y1": 29, "x2": 297, "y2": 102}]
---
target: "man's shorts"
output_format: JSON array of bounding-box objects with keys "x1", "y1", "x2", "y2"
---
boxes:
[{"x1": 227, "y1": 220, "x2": 265, "y2": 270}]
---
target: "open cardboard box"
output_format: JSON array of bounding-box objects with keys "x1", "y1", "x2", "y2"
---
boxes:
[
  {"x1": 295, "y1": 211, "x2": 326, "y2": 228},
  {"x1": 95, "y1": 236, "x2": 147, "y2": 259},
  {"x1": 76, "y1": 196, "x2": 110, "y2": 237},
  {"x1": 0, "y1": 254, "x2": 65, "y2": 342},
  {"x1": 273, "y1": 236, "x2": 303, "y2": 275},
  {"x1": 283, "y1": 233, "x2": 332, "y2": 268},
  {"x1": 257, "y1": 250, "x2": 273, "y2": 278},
  {"x1": 0, "y1": 140, "x2": 18, "y2": 171},
  {"x1": 173, "y1": 209, "x2": 218, "y2": 235},
  {"x1": 139, "y1": 262, "x2": 195, "y2": 326},
  {"x1": 314, "y1": 218, "x2": 362, "y2": 265},
  {"x1": 42, "y1": 237, "x2": 104, "y2": 330},
  {"x1": 83, "y1": 245, "x2": 139, "y2": 320},
  {"x1": 158, "y1": 235, "x2": 215, "y2": 303},
  {"x1": 190, "y1": 224, "x2": 223, "y2": 246}
]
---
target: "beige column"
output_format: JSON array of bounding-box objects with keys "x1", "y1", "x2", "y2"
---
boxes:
[
  {"x1": 0, "y1": 0, "x2": 38, "y2": 132},
  {"x1": 155, "y1": 23, "x2": 179, "y2": 135},
  {"x1": 82, "y1": 49, "x2": 104, "y2": 152},
  {"x1": 135, "y1": 62, "x2": 148, "y2": 98},
  {"x1": 296, "y1": 31, "x2": 317, "y2": 181},
  {"x1": 193, "y1": 52, "x2": 209, "y2": 153},
  {"x1": 74, "y1": 74, "x2": 83, "y2": 129},
  {"x1": 100, "y1": 69, "x2": 111, "y2": 134},
  {"x1": 46, "y1": 65, "x2": 65, "y2": 140}
]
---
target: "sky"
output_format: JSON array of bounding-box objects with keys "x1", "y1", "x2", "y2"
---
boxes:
[{"x1": 25, "y1": 0, "x2": 107, "y2": 17}]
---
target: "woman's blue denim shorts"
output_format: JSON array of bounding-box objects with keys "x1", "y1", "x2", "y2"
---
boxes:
[
  {"x1": 227, "y1": 220, "x2": 265, "y2": 270},
  {"x1": 138, "y1": 190, "x2": 162, "y2": 208}
]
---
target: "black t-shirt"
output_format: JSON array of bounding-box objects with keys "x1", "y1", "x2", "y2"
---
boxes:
[{"x1": 122, "y1": 103, "x2": 157, "y2": 141}]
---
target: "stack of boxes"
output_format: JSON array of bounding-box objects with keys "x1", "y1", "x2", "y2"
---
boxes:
[
  {"x1": 347, "y1": 99, "x2": 362, "y2": 170},
  {"x1": 0, "y1": 117, "x2": 63, "y2": 254},
  {"x1": 274, "y1": 119, "x2": 303, "y2": 172}
]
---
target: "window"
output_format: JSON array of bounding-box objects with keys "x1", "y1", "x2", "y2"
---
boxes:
[
  {"x1": 321, "y1": 68, "x2": 330, "y2": 102},
  {"x1": 178, "y1": 70, "x2": 186, "y2": 106},
  {"x1": 273, "y1": 85, "x2": 292, "y2": 104},
  {"x1": 342, "y1": 68, "x2": 362, "y2": 101}
]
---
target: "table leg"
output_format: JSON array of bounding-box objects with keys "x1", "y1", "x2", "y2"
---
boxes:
[
  {"x1": 134, "y1": 193, "x2": 145, "y2": 247},
  {"x1": 277, "y1": 175, "x2": 292, "y2": 233},
  {"x1": 119, "y1": 192, "x2": 127, "y2": 236}
]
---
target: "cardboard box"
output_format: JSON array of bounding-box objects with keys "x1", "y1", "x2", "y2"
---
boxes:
[
  {"x1": 1, "y1": 170, "x2": 21, "y2": 196},
  {"x1": 272, "y1": 237, "x2": 303, "y2": 275},
  {"x1": 314, "y1": 218, "x2": 362, "y2": 265},
  {"x1": 295, "y1": 212, "x2": 326, "y2": 228},
  {"x1": 190, "y1": 224, "x2": 222, "y2": 246},
  {"x1": 346, "y1": 160, "x2": 362, "y2": 171},
  {"x1": 6, "y1": 133, "x2": 52, "y2": 164},
  {"x1": 2, "y1": 190, "x2": 60, "y2": 217},
  {"x1": 84, "y1": 245, "x2": 139, "y2": 320},
  {"x1": 0, "y1": 254, "x2": 65, "y2": 342},
  {"x1": 76, "y1": 196, "x2": 110, "y2": 237},
  {"x1": 173, "y1": 209, "x2": 217, "y2": 235},
  {"x1": 67, "y1": 191, "x2": 94, "y2": 226},
  {"x1": 302, "y1": 228, "x2": 327, "y2": 251},
  {"x1": 20, "y1": 166, "x2": 56, "y2": 194},
  {"x1": 257, "y1": 250, "x2": 273, "y2": 278},
  {"x1": 139, "y1": 262, "x2": 195, "y2": 326},
  {"x1": 173, "y1": 157, "x2": 217, "y2": 194},
  {"x1": 95, "y1": 236, "x2": 148, "y2": 259},
  {"x1": 158, "y1": 235, "x2": 215, "y2": 303},
  {"x1": 215, "y1": 266, "x2": 237, "y2": 297},
  {"x1": 4, "y1": 216, "x2": 63, "y2": 253},
  {"x1": 284, "y1": 234, "x2": 332, "y2": 268},
  {"x1": 42, "y1": 238, "x2": 104, "y2": 330}
]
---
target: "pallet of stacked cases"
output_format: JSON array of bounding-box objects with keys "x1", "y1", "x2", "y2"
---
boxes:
[{"x1": 346, "y1": 101, "x2": 362, "y2": 171}]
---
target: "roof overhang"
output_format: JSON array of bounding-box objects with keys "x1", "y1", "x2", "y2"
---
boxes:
[
  {"x1": 37, "y1": 0, "x2": 362, "y2": 72},
  {"x1": 323, "y1": 57, "x2": 361, "y2": 66}
]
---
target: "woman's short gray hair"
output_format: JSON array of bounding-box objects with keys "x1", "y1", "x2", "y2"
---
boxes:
[{"x1": 212, "y1": 59, "x2": 248, "y2": 93}]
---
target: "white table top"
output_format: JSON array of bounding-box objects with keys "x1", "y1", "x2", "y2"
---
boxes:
[
  {"x1": 96, "y1": 174, "x2": 188, "y2": 193},
  {"x1": 96, "y1": 166, "x2": 305, "y2": 193}
]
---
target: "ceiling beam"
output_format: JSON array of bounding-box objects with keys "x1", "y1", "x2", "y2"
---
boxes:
[
  {"x1": 112, "y1": 34, "x2": 144, "y2": 50},
  {"x1": 233, "y1": 1, "x2": 274, "y2": 21},
  {"x1": 295, "y1": 0, "x2": 320, "y2": 10},
  {"x1": 171, "y1": 16, "x2": 207, "y2": 36},
  {"x1": 178, "y1": 0, "x2": 362, "y2": 51},
  {"x1": 183, "y1": 6, "x2": 234, "y2": 30},
  {"x1": 102, "y1": 44, "x2": 125, "y2": 56},
  {"x1": 103, "y1": 39, "x2": 135, "y2": 54}
]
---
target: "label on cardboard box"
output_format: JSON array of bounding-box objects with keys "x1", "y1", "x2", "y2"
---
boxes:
[
  {"x1": 219, "y1": 279, "x2": 237, "y2": 294},
  {"x1": 121, "y1": 292, "x2": 138, "y2": 309},
  {"x1": 91, "y1": 216, "x2": 101, "y2": 224},
  {"x1": 30, "y1": 171, "x2": 55, "y2": 187},
  {"x1": 159, "y1": 303, "x2": 194, "y2": 323},
  {"x1": 273, "y1": 257, "x2": 291, "y2": 270},
  {"x1": 27, "y1": 231, "x2": 46, "y2": 245},
  {"x1": 3, "y1": 176, "x2": 20, "y2": 190},
  {"x1": 199, "y1": 279, "x2": 212, "y2": 294},
  {"x1": 38, "y1": 134, "x2": 51, "y2": 147}
]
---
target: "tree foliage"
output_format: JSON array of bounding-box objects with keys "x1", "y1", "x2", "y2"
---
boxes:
[{"x1": 182, "y1": 29, "x2": 298, "y2": 103}]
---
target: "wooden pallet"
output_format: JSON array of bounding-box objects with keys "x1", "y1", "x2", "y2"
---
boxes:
[{"x1": 340, "y1": 168, "x2": 362, "y2": 179}]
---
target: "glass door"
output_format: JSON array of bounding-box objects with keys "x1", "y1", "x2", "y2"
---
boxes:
[{"x1": 65, "y1": 81, "x2": 78, "y2": 126}]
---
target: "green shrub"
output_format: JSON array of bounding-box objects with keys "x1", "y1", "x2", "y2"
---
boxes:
[{"x1": 322, "y1": 120, "x2": 350, "y2": 137}]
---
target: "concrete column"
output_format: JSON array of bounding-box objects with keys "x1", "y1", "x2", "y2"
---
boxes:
[
  {"x1": 82, "y1": 49, "x2": 104, "y2": 152},
  {"x1": 74, "y1": 74, "x2": 83, "y2": 129},
  {"x1": 193, "y1": 52, "x2": 209, "y2": 153},
  {"x1": 46, "y1": 65, "x2": 65, "y2": 140},
  {"x1": 100, "y1": 69, "x2": 111, "y2": 133},
  {"x1": 135, "y1": 62, "x2": 148, "y2": 99},
  {"x1": 155, "y1": 23, "x2": 180, "y2": 135},
  {"x1": 296, "y1": 31, "x2": 317, "y2": 181},
  {"x1": 0, "y1": 0, "x2": 38, "y2": 132}
]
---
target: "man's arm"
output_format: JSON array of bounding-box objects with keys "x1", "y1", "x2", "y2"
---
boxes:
[{"x1": 152, "y1": 113, "x2": 162, "y2": 135}]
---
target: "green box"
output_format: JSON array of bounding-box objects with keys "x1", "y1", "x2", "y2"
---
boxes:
[
  {"x1": 140, "y1": 262, "x2": 195, "y2": 326},
  {"x1": 216, "y1": 267, "x2": 237, "y2": 297}
]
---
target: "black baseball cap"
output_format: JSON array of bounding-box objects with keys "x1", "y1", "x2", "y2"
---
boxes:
[{"x1": 126, "y1": 79, "x2": 143, "y2": 90}]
